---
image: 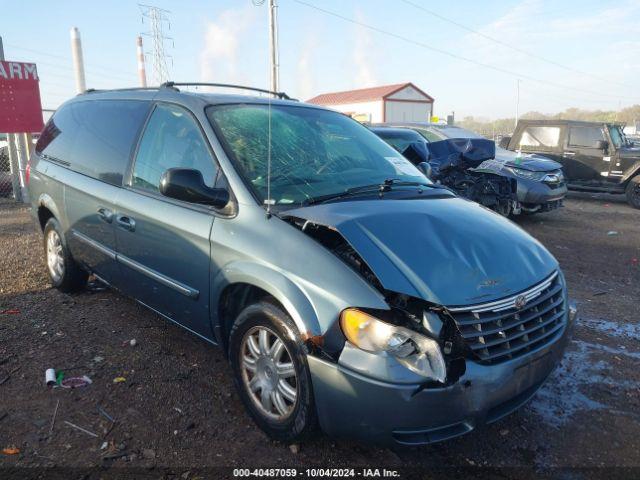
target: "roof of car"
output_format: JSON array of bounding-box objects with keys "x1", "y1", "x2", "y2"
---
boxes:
[
  {"x1": 372, "y1": 122, "x2": 445, "y2": 129},
  {"x1": 369, "y1": 126, "x2": 421, "y2": 134},
  {"x1": 516, "y1": 119, "x2": 623, "y2": 127},
  {"x1": 63, "y1": 85, "x2": 321, "y2": 110}
]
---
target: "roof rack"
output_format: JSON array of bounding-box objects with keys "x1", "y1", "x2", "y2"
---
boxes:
[
  {"x1": 161, "y1": 82, "x2": 294, "y2": 100},
  {"x1": 83, "y1": 87, "x2": 162, "y2": 94}
]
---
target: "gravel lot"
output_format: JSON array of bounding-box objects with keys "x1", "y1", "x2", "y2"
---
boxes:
[{"x1": 0, "y1": 193, "x2": 638, "y2": 477}]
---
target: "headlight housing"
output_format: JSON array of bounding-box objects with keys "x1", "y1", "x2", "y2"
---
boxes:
[
  {"x1": 340, "y1": 308, "x2": 446, "y2": 383},
  {"x1": 541, "y1": 170, "x2": 564, "y2": 184},
  {"x1": 505, "y1": 166, "x2": 547, "y2": 181}
]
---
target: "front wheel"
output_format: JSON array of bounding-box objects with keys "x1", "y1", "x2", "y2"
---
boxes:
[
  {"x1": 626, "y1": 175, "x2": 640, "y2": 209},
  {"x1": 229, "y1": 301, "x2": 317, "y2": 443},
  {"x1": 43, "y1": 218, "x2": 88, "y2": 292}
]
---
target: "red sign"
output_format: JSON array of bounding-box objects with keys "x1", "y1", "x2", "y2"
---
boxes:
[{"x1": 0, "y1": 60, "x2": 44, "y2": 133}]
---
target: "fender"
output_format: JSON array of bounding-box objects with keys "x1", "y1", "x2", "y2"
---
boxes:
[
  {"x1": 211, "y1": 260, "x2": 323, "y2": 339},
  {"x1": 36, "y1": 192, "x2": 63, "y2": 229},
  {"x1": 622, "y1": 161, "x2": 640, "y2": 184}
]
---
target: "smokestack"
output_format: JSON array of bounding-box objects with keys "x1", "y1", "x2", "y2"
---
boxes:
[
  {"x1": 70, "y1": 27, "x2": 86, "y2": 93},
  {"x1": 136, "y1": 36, "x2": 147, "y2": 87}
]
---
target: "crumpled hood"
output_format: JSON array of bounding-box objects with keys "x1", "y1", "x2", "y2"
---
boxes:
[
  {"x1": 496, "y1": 148, "x2": 562, "y2": 172},
  {"x1": 284, "y1": 197, "x2": 558, "y2": 306}
]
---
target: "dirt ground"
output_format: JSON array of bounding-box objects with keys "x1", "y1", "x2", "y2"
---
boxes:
[{"x1": 0, "y1": 193, "x2": 638, "y2": 478}]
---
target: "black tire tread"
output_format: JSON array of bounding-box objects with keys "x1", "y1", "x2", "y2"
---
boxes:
[{"x1": 625, "y1": 174, "x2": 640, "y2": 209}]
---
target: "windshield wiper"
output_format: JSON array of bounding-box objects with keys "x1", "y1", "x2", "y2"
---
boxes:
[{"x1": 302, "y1": 178, "x2": 440, "y2": 206}]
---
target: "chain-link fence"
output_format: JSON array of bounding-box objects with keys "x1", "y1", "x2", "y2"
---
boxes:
[
  {"x1": 0, "y1": 133, "x2": 33, "y2": 203},
  {"x1": 0, "y1": 142, "x2": 14, "y2": 200}
]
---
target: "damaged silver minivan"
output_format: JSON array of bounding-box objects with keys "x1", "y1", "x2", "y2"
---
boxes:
[{"x1": 28, "y1": 84, "x2": 576, "y2": 446}]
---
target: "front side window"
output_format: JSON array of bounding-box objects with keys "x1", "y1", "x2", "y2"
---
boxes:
[
  {"x1": 568, "y1": 126, "x2": 604, "y2": 148},
  {"x1": 133, "y1": 103, "x2": 218, "y2": 193},
  {"x1": 207, "y1": 104, "x2": 426, "y2": 206},
  {"x1": 520, "y1": 126, "x2": 561, "y2": 148}
]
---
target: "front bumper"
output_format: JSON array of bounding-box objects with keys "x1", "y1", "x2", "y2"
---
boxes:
[
  {"x1": 309, "y1": 314, "x2": 573, "y2": 446},
  {"x1": 515, "y1": 177, "x2": 567, "y2": 208}
]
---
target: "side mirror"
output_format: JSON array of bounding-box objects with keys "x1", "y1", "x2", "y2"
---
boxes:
[
  {"x1": 416, "y1": 162, "x2": 432, "y2": 179},
  {"x1": 159, "y1": 168, "x2": 229, "y2": 208},
  {"x1": 595, "y1": 140, "x2": 609, "y2": 150},
  {"x1": 401, "y1": 141, "x2": 430, "y2": 164}
]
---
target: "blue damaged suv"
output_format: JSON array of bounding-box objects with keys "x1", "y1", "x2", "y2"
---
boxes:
[
  {"x1": 28, "y1": 83, "x2": 576, "y2": 446},
  {"x1": 373, "y1": 123, "x2": 568, "y2": 215}
]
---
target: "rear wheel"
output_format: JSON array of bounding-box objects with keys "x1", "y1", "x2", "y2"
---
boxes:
[
  {"x1": 229, "y1": 301, "x2": 317, "y2": 443},
  {"x1": 625, "y1": 175, "x2": 640, "y2": 209},
  {"x1": 43, "y1": 218, "x2": 88, "y2": 292}
]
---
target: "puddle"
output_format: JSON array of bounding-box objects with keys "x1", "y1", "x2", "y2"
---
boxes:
[
  {"x1": 580, "y1": 317, "x2": 640, "y2": 340},
  {"x1": 528, "y1": 316, "x2": 640, "y2": 427}
]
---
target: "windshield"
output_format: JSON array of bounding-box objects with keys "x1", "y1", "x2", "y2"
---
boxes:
[
  {"x1": 433, "y1": 126, "x2": 484, "y2": 140},
  {"x1": 207, "y1": 104, "x2": 428, "y2": 206},
  {"x1": 404, "y1": 125, "x2": 481, "y2": 142},
  {"x1": 371, "y1": 128, "x2": 425, "y2": 153},
  {"x1": 608, "y1": 125, "x2": 626, "y2": 148}
]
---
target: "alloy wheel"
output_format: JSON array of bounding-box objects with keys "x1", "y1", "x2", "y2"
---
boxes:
[
  {"x1": 240, "y1": 326, "x2": 298, "y2": 420},
  {"x1": 46, "y1": 230, "x2": 65, "y2": 282}
]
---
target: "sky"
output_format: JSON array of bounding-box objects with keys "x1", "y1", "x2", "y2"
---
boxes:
[{"x1": 2, "y1": 0, "x2": 639, "y2": 119}]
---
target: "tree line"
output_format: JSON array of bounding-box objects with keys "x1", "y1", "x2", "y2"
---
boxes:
[{"x1": 458, "y1": 105, "x2": 640, "y2": 139}]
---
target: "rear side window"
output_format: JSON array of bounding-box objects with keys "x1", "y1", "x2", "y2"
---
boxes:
[
  {"x1": 132, "y1": 103, "x2": 218, "y2": 193},
  {"x1": 36, "y1": 100, "x2": 150, "y2": 185},
  {"x1": 568, "y1": 126, "x2": 604, "y2": 147},
  {"x1": 36, "y1": 104, "x2": 78, "y2": 164},
  {"x1": 519, "y1": 126, "x2": 561, "y2": 149}
]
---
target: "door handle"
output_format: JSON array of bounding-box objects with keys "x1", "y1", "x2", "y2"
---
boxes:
[
  {"x1": 563, "y1": 151, "x2": 576, "y2": 156},
  {"x1": 116, "y1": 214, "x2": 136, "y2": 232},
  {"x1": 97, "y1": 207, "x2": 114, "y2": 223}
]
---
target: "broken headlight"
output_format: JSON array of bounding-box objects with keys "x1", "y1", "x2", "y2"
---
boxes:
[
  {"x1": 505, "y1": 166, "x2": 546, "y2": 182},
  {"x1": 340, "y1": 308, "x2": 446, "y2": 383}
]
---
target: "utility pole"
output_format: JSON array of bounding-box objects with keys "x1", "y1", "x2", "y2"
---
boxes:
[
  {"x1": 268, "y1": 0, "x2": 279, "y2": 93},
  {"x1": 515, "y1": 79, "x2": 521, "y2": 128},
  {"x1": 136, "y1": 36, "x2": 147, "y2": 87},
  {"x1": 140, "y1": 4, "x2": 172, "y2": 85},
  {"x1": 70, "y1": 27, "x2": 87, "y2": 93}
]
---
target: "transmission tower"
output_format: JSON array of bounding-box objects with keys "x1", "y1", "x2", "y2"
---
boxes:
[{"x1": 139, "y1": 4, "x2": 173, "y2": 85}]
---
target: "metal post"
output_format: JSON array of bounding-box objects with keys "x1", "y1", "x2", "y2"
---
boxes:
[
  {"x1": 70, "y1": 27, "x2": 87, "y2": 93},
  {"x1": 7, "y1": 135, "x2": 21, "y2": 202},
  {"x1": 268, "y1": 0, "x2": 279, "y2": 93},
  {"x1": 14, "y1": 133, "x2": 30, "y2": 203},
  {"x1": 136, "y1": 36, "x2": 147, "y2": 87},
  {"x1": 515, "y1": 79, "x2": 520, "y2": 128}
]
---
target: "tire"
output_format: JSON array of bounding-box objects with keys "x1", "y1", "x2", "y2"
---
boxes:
[
  {"x1": 229, "y1": 300, "x2": 317, "y2": 443},
  {"x1": 43, "y1": 218, "x2": 88, "y2": 293},
  {"x1": 625, "y1": 175, "x2": 640, "y2": 209}
]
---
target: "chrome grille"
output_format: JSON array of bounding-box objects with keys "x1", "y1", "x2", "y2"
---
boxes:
[{"x1": 448, "y1": 272, "x2": 566, "y2": 365}]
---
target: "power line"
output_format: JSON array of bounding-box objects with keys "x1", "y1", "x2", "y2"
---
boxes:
[
  {"x1": 5, "y1": 44, "x2": 138, "y2": 80},
  {"x1": 8, "y1": 55, "x2": 135, "y2": 84},
  {"x1": 293, "y1": 0, "x2": 639, "y2": 103},
  {"x1": 399, "y1": 0, "x2": 634, "y2": 90}
]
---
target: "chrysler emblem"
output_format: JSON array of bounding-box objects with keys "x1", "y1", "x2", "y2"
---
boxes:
[{"x1": 514, "y1": 295, "x2": 528, "y2": 310}]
